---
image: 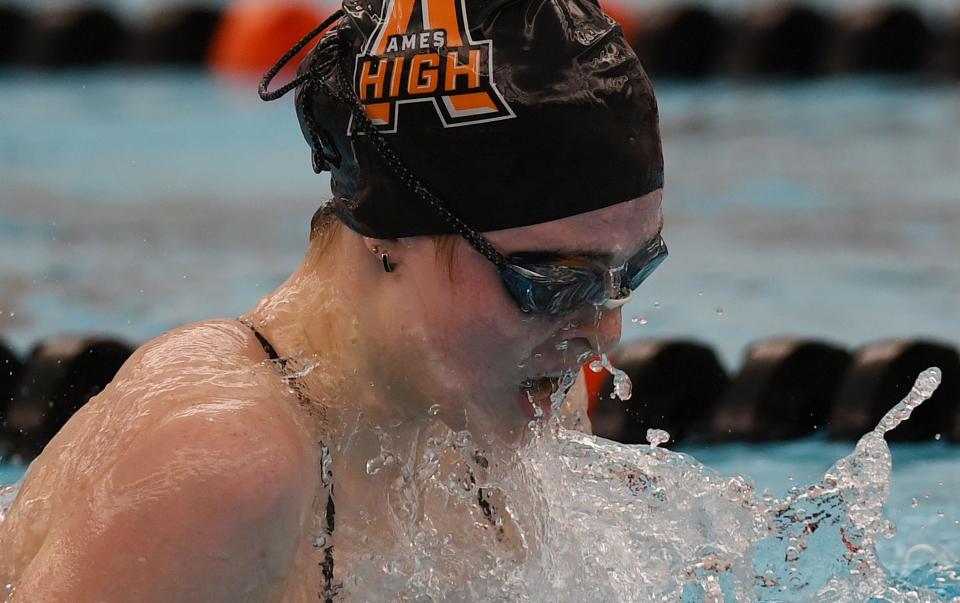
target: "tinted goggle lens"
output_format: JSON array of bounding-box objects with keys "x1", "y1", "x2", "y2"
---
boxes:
[
  {"x1": 501, "y1": 266, "x2": 604, "y2": 316},
  {"x1": 501, "y1": 237, "x2": 668, "y2": 317},
  {"x1": 628, "y1": 245, "x2": 668, "y2": 291}
]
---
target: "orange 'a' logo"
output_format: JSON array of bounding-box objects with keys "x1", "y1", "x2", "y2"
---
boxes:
[{"x1": 350, "y1": 0, "x2": 515, "y2": 133}]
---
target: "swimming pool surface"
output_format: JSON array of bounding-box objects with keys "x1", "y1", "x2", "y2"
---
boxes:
[
  {"x1": 1, "y1": 72, "x2": 958, "y2": 368},
  {"x1": 3, "y1": 0, "x2": 960, "y2": 591},
  {"x1": 1, "y1": 71, "x2": 959, "y2": 598}
]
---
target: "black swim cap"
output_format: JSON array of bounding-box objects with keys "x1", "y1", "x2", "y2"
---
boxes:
[{"x1": 282, "y1": 0, "x2": 663, "y2": 238}]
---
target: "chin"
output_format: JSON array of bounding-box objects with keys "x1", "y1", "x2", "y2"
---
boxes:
[{"x1": 457, "y1": 389, "x2": 544, "y2": 450}]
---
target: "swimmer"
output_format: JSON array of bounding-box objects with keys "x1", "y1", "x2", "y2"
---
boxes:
[{"x1": 0, "y1": 0, "x2": 665, "y2": 600}]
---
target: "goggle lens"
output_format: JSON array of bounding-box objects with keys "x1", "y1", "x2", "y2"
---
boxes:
[{"x1": 501, "y1": 237, "x2": 667, "y2": 317}]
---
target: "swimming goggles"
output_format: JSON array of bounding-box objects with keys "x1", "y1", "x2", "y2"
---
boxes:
[
  {"x1": 260, "y1": 11, "x2": 667, "y2": 317},
  {"x1": 499, "y1": 236, "x2": 667, "y2": 317}
]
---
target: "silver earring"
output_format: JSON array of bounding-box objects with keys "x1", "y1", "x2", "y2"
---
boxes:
[{"x1": 372, "y1": 246, "x2": 394, "y2": 273}]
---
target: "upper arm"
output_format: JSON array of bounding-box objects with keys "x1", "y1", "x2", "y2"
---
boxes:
[{"x1": 14, "y1": 408, "x2": 314, "y2": 603}]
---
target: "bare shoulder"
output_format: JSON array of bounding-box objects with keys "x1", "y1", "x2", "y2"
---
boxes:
[
  {"x1": 13, "y1": 407, "x2": 318, "y2": 602},
  {"x1": 7, "y1": 319, "x2": 320, "y2": 602},
  {"x1": 37, "y1": 318, "x2": 311, "y2": 474},
  {"x1": 111, "y1": 318, "x2": 278, "y2": 395},
  {"x1": 72, "y1": 317, "x2": 318, "y2": 494}
]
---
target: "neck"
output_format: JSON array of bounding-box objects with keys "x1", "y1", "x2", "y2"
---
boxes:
[
  {"x1": 241, "y1": 235, "x2": 431, "y2": 462},
  {"x1": 241, "y1": 242, "x2": 546, "y2": 570}
]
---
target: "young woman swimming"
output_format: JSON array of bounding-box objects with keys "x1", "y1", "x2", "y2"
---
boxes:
[{"x1": 0, "y1": 0, "x2": 665, "y2": 600}]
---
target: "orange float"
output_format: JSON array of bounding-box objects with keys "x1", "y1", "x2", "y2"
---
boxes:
[
  {"x1": 209, "y1": 1, "x2": 331, "y2": 76},
  {"x1": 581, "y1": 356, "x2": 611, "y2": 418}
]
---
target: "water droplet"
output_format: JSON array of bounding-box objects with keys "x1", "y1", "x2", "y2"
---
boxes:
[
  {"x1": 645, "y1": 428, "x2": 670, "y2": 447},
  {"x1": 631, "y1": 316, "x2": 648, "y2": 325},
  {"x1": 589, "y1": 353, "x2": 632, "y2": 400},
  {"x1": 911, "y1": 498, "x2": 919, "y2": 508},
  {"x1": 653, "y1": 301, "x2": 662, "y2": 309},
  {"x1": 715, "y1": 307, "x2": 724, "y2": 316},
  {"x1": 428, "y1": 404, "x2": 441, "y2": 416},
  {"x1": 934, "y1": 433, "x2": 941, "y2": 441}
]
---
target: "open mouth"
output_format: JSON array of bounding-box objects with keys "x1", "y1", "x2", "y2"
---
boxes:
[{"x1": 518, "y1": 376, "x2": 560, "y2": 419}]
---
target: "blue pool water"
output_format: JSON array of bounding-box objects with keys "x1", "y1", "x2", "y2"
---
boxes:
[
  {"x1": 1, "y1": 72, "x2": 958, "y2": 368},
  {"x1": 0, "y1": 465, "x2": 22, "y2": 488},
  {"x1": 1, "y1": 68, "x2": 959, "y2": 599}
]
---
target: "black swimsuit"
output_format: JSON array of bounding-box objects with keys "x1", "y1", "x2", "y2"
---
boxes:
[{"x1": 240, "y1": 320, "x2": 338, "y2": 602}]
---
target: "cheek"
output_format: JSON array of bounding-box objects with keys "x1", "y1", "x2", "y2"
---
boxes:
[{"x1": 419, "y1": 261, "x2": 543, "y2": 383}]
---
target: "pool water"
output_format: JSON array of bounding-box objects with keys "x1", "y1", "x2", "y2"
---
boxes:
[
  {"x1": 685, "y1": 437, "x2": 960, "y2": 572},
  {"x1": 0, "y1": 466, "x2": 22, "y2": 490},
  {"x1": 1, "y1": 72, "x2": 958, "y2": 367},
  {"x1": 1, "y1": 69, "x2": 959, "y2": 600}
]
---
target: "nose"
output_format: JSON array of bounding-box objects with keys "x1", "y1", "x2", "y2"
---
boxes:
[
  {"x1": 595, "y1": 306, "x2": 623, "y2": 352},
  {"x1": 564, "y1": 305, "x2": 622, "y2": 355}
]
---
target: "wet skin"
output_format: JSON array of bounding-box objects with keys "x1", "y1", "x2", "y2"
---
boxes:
[{"x1": 0, "y1": 190, "x2": 663, "y2": 602}]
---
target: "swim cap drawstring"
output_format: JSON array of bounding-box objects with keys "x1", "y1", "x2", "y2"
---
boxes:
[
  {"x1": 258, "y1": 9, "x2": 344, "y2": 102},
  {"x1": 328, "y1": 57, "x2": 509, "y2": 268},
  {"x1": 259, "y1": 9, "x2": 345, "y2": 172},
  {"x1": 259, "y1": 9, "x2": 510, "y2": 268}
]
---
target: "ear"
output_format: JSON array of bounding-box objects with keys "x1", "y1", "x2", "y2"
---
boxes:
[
  {"x1": 362, "y1": 237, "x2": 397, "y2": 273},
  {"x1": 361, "y1": 236, "x2": 383, "y2": 254}
]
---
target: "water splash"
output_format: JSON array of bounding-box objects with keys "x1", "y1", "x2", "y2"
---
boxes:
[
  {"x1": 345, "y1": 367, "x2": 952, "y2": 600},
  {"x1": 589, "y1": 353, "x2": 633, "y2": 401},
  {"x1": 515, "y1": 367, "x2": 952, "y2": 602},
  {"x1": 646, "y1": 428, "x2": 670, "y2": 447},
  {"x1": 2, "y1": 370, "x2": 955, "y2": 601}
]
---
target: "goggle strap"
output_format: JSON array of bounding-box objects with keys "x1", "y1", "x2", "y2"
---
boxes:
[
  {"x1": 258, "y1": 8, "x2": 508, "y2": 268},
  {"x1": 330, "y1": 59, "x2": 508, "y2": 267}
]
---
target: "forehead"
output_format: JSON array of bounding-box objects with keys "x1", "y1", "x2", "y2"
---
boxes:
[{"x1": 485, "y1": 190, "x2": 663, "y2": 261}]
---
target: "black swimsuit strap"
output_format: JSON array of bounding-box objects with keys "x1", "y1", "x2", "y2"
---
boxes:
[
  {"x1": 239, "y1": 318, "x2": 290, "y2": 368},
  {"x1": 237, "y1": 318, "x2": 338, "y2": 601},
  {"x1": 251, "y1": 327, "x2": 280, "y2": 361}
]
